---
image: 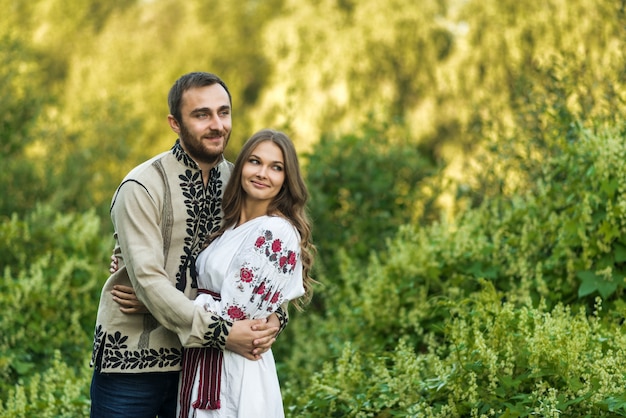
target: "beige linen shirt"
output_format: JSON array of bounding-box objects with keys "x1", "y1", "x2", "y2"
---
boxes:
[{"x1": 91, "y1": 141, "x2": 234, "y2": 373}]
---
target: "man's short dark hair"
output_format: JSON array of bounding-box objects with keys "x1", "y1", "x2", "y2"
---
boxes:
[{"x1": 168, "y1": 72, "x2": 232, "y2": 123}]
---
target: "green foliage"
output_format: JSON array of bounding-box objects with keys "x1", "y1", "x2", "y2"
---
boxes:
[
  {"x1": 0, "y1": 34, "x2": 48, "y2": 156},
  {"x1": 0, "y1": 351, "x2": 91, "y2": 418},
  {"x1": 305, "y1": 122, "x2": 436, "y2": 274},
  {"x1": 470, "y1": 125, "x2": 626, "y2": 305},
  {"x1": 439, "y1": 0, "x2": 626, "y2": 154},
  {"x1": 0, "y1": 205, "x2": 110, "y2": 396},
  {"x1": 1, "y1": 0, "x2": 626, "y2": 416},
  {"x1": 2, "y1": 0, "x2": 624, "y2": 220},
  {"x1": 459, "y1": 54, "x2": 626, "y2": 213},
  {"x1": 257, "y1": 0, "x2": 454, "y2": 144},
  {"x1": 41, "y1": 97, "x2": 141, "y2": 219},
  {"x1": 0, "y1": 33, "x2": 53, "y2": 216},
  {"x1": 281, "y1": 119, "x2": 626, "y2": 415},
  {"x1": 286, "y1": 288, "x2": 626, "y2": 417}
]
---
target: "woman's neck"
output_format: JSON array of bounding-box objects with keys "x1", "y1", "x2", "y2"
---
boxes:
[{"x1": 237, "y1": 201, "x2": 271, "y2": 227}]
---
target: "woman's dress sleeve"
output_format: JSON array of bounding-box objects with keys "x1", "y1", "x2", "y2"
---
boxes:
[{"x1": 216, "y1": 217, "x2": 304, "y2": 321}]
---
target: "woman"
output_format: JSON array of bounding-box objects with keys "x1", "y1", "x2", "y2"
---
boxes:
[{"x1": 178, "y1": 129, "x2": 316, "y2": 418}]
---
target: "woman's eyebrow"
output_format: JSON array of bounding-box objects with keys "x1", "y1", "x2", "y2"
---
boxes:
[{"x1": 249, "y1": 154, "x2": 284, "y2": 165}]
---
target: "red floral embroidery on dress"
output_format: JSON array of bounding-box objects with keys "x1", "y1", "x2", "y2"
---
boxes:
[
  {"x1": 240, "y1": 267, "x2": 254, "y2": 283},
  {"x1": 226, "y1": 305, "x2": 247, "y2": 320},
  {"x1": 251, "y1": 230, "x2": 299, "y2": 275},
  {"x1": 226, "y1": 228, "x2": 300, "y2": 316},
  {"x1": 271, "y1": 291, "x2": 281, "y2": 304},
  {"x1": 288, "y1": 251, "x2": 296, "y2": 266}
]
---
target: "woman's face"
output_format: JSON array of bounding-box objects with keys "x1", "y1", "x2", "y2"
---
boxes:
[{"x1": 241, "y1": 140, "x2": 285, "y2": 206}]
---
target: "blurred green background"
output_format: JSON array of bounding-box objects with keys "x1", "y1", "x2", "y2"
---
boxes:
[{"x1": 1, "y1": 0, "x2": 626, "y2": 416}]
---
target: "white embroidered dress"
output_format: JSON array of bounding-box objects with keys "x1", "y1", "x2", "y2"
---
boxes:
[{"x1": 179, "y1": 215, "x2": 304, "y2": 418}]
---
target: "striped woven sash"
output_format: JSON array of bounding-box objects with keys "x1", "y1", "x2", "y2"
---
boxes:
[{"x1": 178, "y1": 289, "x2": 222, "y2": 417}]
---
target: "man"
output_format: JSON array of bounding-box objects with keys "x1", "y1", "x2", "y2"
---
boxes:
[{"x1": 90, "y1": 72, "x2": 286, "y2": 418}]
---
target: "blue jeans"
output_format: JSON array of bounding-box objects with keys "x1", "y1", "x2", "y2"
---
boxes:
[{"x1": 90, "y1": 369, "x2": 180, "y2": 418}]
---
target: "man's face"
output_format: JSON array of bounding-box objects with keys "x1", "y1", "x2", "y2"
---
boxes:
[{"x1": 173, "y1": 83, "x2": 232, "y2": 166}]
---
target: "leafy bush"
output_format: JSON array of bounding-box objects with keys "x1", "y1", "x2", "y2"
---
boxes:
[
  {"x1": 0, "y1": 205, "x2": 110, "y2": 396},
  {"x1": 0, "y1": 34, "x2": 54, "y2": 217},
  {"x1": 305, "y1": 121, "x2": 436, "y2": 276},
  {"x1": 285, "y1": 286, "x2": 626, "y2": 417},
  {"x1": 0, "y1": 351, "x2": 91, "y2": 418},
  {"x1": 280, "y1": 121, "x2": 626, "y2": 416}
]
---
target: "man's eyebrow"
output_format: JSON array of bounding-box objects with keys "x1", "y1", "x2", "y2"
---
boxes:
[
  {"x1": 190, "y1": 107, "x2": 210, "y2": 115},
  {"x1": 189, "y1": 105, "x2": 231, "y2": 115}
]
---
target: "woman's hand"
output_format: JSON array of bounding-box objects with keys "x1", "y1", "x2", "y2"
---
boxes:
[
  {"x1": 111, "y1": 284, "x2": 149, "y2": 314},
  {"x1": 109, "y1": 254, "x2": 119, "y2": 274},
  {"x1": 226, "y1": 316, "x2": 280, "y2": 360},
  {"x1": 251, "y1": 313, "x2": 280, "y2": 356}
]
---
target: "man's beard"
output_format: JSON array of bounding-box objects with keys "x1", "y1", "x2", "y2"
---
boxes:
[{"x1": 179, "y1": 122, "x2": 228, "y2": 165}]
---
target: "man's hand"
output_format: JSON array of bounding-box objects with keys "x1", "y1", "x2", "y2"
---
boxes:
[
  {"x1": 226, "y1": 317, "x2": 279, "y2": 360},
  {"x1": 109, "y1": 248, "x2": 281, "y2": 356},
  {"x1": 111, "y1": 284, "x2": 149, "y2": 314}
]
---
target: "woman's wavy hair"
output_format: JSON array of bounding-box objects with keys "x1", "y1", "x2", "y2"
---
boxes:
[{"x1": 211, "y1": 129, "x2": 317, "y2": 310}]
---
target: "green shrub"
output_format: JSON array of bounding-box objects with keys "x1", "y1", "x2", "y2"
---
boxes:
[
  {"x1": 286, "y1": 285, "x2": 626, "y2": 417},
  {"x1": 0, "y1": 205, "x2": 110, "y2": 396},
  {"x1": 0, "y1": 351, "x2": 91, "y2": 418},
  {"x1": 280, "y1": 122, "x2": 626, "y2": 416},
  {"x1": 0, "y1": 34, "x2": 54, "y2": 217},
  {"x1": 304, "y1": 121, "x2": 436, "y2": 276}
]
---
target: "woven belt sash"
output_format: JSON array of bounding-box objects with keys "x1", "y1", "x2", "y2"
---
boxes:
[{"x1": 178, "y1": 289, "x2": 222, "y2": 418}]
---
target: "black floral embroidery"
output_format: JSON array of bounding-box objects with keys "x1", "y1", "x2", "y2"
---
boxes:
[
  {"x1": 92, "y1": 326, "x2": 183, "y2": 370},
  {"x1": 172, "y1": 142, "x2": 225, "y2": 292},
  {"x1": 93, "y1": 330, "x2": 183, "y2": 370},
  {"x1": 201, "y1": 314, "x2": 231, "y2": 350},
  {"x1": 172, "y1": 140, "x2": 196, "y2": 168},
  {"x1": 90, "y1": 324, "x2": 105, "y2": 366},
  {"x1": 204, "y1": 166, "x2": 225, "y2": 236},
  {"x1": 275, "y1": 305, "x2": 289, "y2": 337},
  {"x1": 107, "y1": 330, "x2": 129, "y2": 349}
]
